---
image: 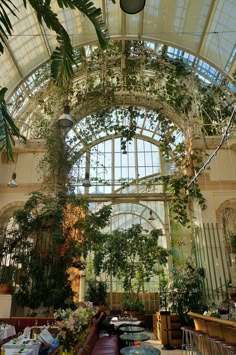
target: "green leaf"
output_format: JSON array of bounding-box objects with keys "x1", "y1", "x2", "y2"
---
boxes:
[
  {"x1": 0, "y1": 87, "x2": 26, "y2": 161},
  {"x1": 0, "y1": 0, "x2": 18, "y2": 53}
]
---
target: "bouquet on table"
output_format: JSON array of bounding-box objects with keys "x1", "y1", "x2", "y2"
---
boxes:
[{"x1": 54, "y1": 302, "x2": 96, "y2": 353}]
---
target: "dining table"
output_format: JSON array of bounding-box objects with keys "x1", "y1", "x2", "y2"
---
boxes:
[
  {"x1": 0, "y1": 324, "x2": 16, "y2": 340},
  {"x1": 120, "y1": 345, "x2": 161, "y2": 355},
  {"x1": 119, "y1": 326, "x2": 145, "y2": 333},
  {"x1": 119, "y1": 332, "x2": 150, "y2": 346},
  {"x1": 3, "y1": 336, "x2": 41, "y2": 355},
  {"x1": 4, "y1": 349, "x2": 35, "y2": 355},
  {"x1": 110, "y1": 317, "x2": 141, "y2": 328}
]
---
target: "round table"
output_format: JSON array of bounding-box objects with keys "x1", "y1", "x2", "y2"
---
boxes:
[
  {"x1": 120, "y1": 326, "x2": 145, "y2": 333},
  {"x1": 120, "y1": 345, "x2": 161, "y2": 354},
  {"x1": 119, "y1": 332, "x2": 150, "y2": 343}
]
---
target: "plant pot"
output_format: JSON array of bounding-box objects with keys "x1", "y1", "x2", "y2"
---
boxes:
[{"x1": 0, "y1": 283, "x2": 10, "y2": 294}]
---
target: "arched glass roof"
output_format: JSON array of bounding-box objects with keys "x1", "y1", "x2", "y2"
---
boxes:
[{"x1": 1, "y1": 0, "x2": 236, "y2": 102}]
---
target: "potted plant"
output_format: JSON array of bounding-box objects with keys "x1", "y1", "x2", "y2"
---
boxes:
[
  {"x1": 166, "y1": 263, "x2": 206, "y2": 325},
  {"x1": 121, "y1": 294, "x2": 145, "y2": 320}
]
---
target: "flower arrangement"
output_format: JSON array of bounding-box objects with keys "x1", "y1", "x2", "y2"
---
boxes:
[{"x1": 54, "y1": 302, "x2": 96, "y2": 353}]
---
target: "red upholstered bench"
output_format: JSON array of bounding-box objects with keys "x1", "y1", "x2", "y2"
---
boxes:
[
  {"x1": 0, "y1": 317, "x2": 55, "y2": 334},
  {"x1": 91, "y1": 335, "x2": 118, "y2": 355},
  {"x1": 77, "y1": 325, "x2": 119, "y2": 355}
]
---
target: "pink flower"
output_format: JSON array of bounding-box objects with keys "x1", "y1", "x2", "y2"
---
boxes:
[
  {"x1": 60, "y1": 330, "x2": 67, "y2": 339},
  {"x1": 66, "y1": 319, "x2": 75, "y2": 330}
]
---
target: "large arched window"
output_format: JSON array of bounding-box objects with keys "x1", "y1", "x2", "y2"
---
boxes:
[{"x1": 71, "y1": 137, "x2": 163, "y2": 195}]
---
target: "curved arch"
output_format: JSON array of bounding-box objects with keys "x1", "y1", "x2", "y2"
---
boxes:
[
  {"x1": 6, "y1": 38, "x2": 234, "y2": 104},
  {"x1": 71, "y1": 95, "x2": 188, "y2": 133},
  {"x1": 70, "y1": 131, "x2": 168, "y2": 162},
  {"x1": 10, "y1": 40, "x2": 231, "y2": 139},
  {"x1": 103, "y1": 201, "x2": 165, "y2": 228},
  {"x1": 0, "y1": 201, "x2": 25, "y2": 227},
  {"x1": 216, "y1": 199, "x2": 236, "y2": 225}
]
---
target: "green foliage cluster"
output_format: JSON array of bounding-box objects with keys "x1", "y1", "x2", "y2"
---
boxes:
[
  {"x1": 85, "y1": 280, "x2": 107, "y2": 306},
  {"x1": 0, "y1": 88, "x2": 26, "y2": 161},
  {"x1": 166, "y1": 263, "x2": 206, "y2": 325},
  {"x1": 93, "y1": 224, "x2": 169, "y2": 297},
  {"x1": 0, "y1": 191, "x2": 111, "y2": 311},
  {"x1": 122, "y1": 295, "x2": 144, "y2": 312},
  {"x1": 0, "y1": 265, "x2": 14, "y2": 285}
]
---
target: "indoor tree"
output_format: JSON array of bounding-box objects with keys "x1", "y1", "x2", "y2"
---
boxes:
[
  {"x1": 1, "y1": 190, "x2": 111, "y2": 314},
  {"x1": 92, "y1": 223, "x2": 169, "y2": 310}
]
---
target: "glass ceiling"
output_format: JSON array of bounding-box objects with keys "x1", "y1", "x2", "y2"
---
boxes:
[{"x1": 1, "y1": 0, "x2": 236, "y2": 104}]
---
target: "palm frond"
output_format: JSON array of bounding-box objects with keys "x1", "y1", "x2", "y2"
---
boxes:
[
  {"x1": 26, "y1": 0, "x2": 76, "y2": 86},
  {"x1": 0, "y1": 0, "x2": 18, "y2": 53},
  {"x1": 0, "y1": 88, "x2": 26, "y2": 161},
  {"x1": 62, "y1": 0, "x2": 110, "y2": 49}
]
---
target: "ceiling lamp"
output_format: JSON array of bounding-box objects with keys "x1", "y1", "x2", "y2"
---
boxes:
[
  {"x1": 58, "y1": 105, "x2": 73, "y2": 128},
  {"x1": 148, "y1": 210, "x2": 155, "y2": 221},
  {"x1": 82, "y1": 172, "x2": 91, "y2": 187},
  {"x1": 8, "y1": 172, "x2": 18, "y2": 187},
  {"x1": 120, "y1": 0, "x2": 145, "y2": 14}
]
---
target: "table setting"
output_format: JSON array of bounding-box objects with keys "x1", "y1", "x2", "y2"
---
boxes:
[
  {"x1": 3, "y1": 334, "x2": 41, "y2": 355},
  {"x1": 4, "y1": 349, "x2": 35, "y2": 355},
  {"x1": 0, "y1": 324, "x2": 16, "y2": 340}
]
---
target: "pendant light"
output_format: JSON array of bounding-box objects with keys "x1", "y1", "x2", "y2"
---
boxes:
[
  {"x1": 82, "y1": 172, "x2": 91, "y2": 187},
  {"x1": 58, "y1": 105, "x2": 73, "y2": 128},
  {"x1": 148, "y1": 210, "x2": 155, "y2": 221},
  {"x1": 120, "y1": 0, "x2": 146, "y2": 14},
  {"x1": 8, "y1": 172, "x2": 18, "y2": 187},
  {"x1": 8, "y1": 145, "x2": 19, "y2": 188}
]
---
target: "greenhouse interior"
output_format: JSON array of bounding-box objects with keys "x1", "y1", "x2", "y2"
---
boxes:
[{"x1": 0, "y1": 1, "x2": 236, "y2": 354}]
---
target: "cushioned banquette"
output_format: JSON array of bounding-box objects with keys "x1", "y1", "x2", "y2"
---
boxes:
[
  {"x1": 0, "y1": 317, "x2": 55, "y2": 334},
  {"x1": 78, "y1": 325, "x2": 118, "y2": 355}
]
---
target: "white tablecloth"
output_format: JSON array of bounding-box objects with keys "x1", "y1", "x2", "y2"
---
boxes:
[
  {"x1": 0, "y1": 325, "x2": 16, "y2": 340},
  {"x1": 110, "y1": 319, "x2": 141, "y2": 328},
  {"x1": 3, "y1": 338, "x2": 40, "y2": 355},
  {"x1": 4, "y1": 349, "x2": 34, "y2": 355}
]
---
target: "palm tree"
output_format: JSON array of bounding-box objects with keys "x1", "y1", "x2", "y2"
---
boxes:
[{"x1": 0, "y1": 0, "x2": 112, "y2": 159}]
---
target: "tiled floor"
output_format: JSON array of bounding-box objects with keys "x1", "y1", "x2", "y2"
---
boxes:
[{"x1": 140, "y1": 331, "x2": 182, "y2": 355}]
